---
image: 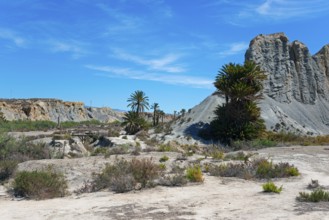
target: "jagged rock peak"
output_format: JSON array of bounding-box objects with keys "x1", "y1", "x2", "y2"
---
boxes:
[
  {"x1": 245, "y1": 32, "x2": 329, "y2": 105},
  {"x1": 248, "y1": 32, "x2": 289, "y2": 47}
]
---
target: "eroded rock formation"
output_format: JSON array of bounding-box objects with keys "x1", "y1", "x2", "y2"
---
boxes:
[
  {"x1": 0, "y1": 98, "x2": 122, "y2": 122},
  {"x1": 172, "y1": 33, "x2": 329, "y2": 139}
]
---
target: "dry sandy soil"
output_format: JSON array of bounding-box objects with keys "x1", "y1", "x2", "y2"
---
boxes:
[{"x1": 1, "y1": 145, "x2": 329, "y2": 220}]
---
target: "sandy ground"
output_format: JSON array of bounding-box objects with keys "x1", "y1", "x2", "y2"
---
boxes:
[{"x1": 1, "y1": 145, "x2": 329, "y2": 220}]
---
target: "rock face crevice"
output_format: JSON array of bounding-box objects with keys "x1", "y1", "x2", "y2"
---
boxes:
[
  {"x1": 245, "y1": 32, "x2": 329, "y2": 105},
  {"x1": 0, "y1": 99, "x2": 122, "y2": 123}
]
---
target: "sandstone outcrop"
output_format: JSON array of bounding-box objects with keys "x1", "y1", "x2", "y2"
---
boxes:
[{"x1": 0, "y1": 98, "x2": 122, "y2": 123}]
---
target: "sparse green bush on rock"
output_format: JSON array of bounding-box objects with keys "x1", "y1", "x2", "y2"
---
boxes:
[
  {"x1": 13, "y1": 167, "x2": 68, "y2": 200},
  {"x1": 262, "y1": 181, "x2": 283, "y2": 193},
  {"x1": 159, "y1": 155, "x2": 169, "y2": 162},
  {"x1": 209, "y1": 158, "x2": 299, "y2": 180},
  {"x1": 297, "y1": 189, "x2": 329, "y2": 202},
  {"x1": 186, "y1": 165, "x2": 204, "y2": 182},
  {"x1": 0, "y1": 160, "x2": 18, "y2": 182},
  {"x1": 92, "y1": 158, "x2": 161, "y2": 193}
]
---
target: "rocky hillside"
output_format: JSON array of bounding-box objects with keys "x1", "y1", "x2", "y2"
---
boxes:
[
  {"x1": 0, "y1": 98, "x2": 123, "y2": 123},
  {"x1": 172, "y1": 33, "x2": 329, "y2": 138}
]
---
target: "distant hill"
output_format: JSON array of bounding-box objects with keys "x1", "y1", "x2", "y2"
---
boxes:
[{"x1": 0, "y1": 98, "x2": 123, "y2": 123}]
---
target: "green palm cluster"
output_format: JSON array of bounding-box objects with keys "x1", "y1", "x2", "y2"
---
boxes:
[
  {"x1": 127, "y1": 90, "x2": 150, "y2": 115},
  {"x1": 211, "y1": 61, "x2": 267, "y2": 144},
  {"x1": 124, "y1": 90, "x2": 149, "y2": 134}
]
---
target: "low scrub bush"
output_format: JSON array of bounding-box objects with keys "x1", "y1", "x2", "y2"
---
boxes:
[
  {"x1": 90, "y1": 147, "x2": 109, "y2": 156},
  {"x1": 93, "y1": 158, "x2": 136, "y2": 193},
  {"x1": 130, "y1": 158, "x2": 161, "y2": 187},
  {"x1": 158, "y1": 144, "x2": 176, "y2": 152},
  {"x1": 262, "y1": 181, "x2": 283, "y2": 193},
  {"x1": 209, "y1": 158, "x2": 299, "y2": 180},
  {"x1": 13, "y1": 167, "x2": 68, "y2": 200},
  {"x1": 297, "y1": 189, "x2": 329, "y2": 202},
  {"x1": 0, "y1": 120, "x2": 56, "y2": 132},
  {"x1": 224, "y1": 151, "x2": 253, "y2": 161},
  {"x1": 231, "y1": 139, "x2": 277, "y2": 150},
  {"x1": 255, "y1": 159, "x2": 300, "y2": 179},
  {"x1": 131, "y1": 145, "x2": 141, "y2": 156},
  {"x1": 159, "y1": 155, "x2": 169, "y2": 162},
  {"x1": 0, "y1": 133, "x2": 51, "y2": 161},
  {"x1": 0, "y1": 133, "x2": 51, "y2": 182},
  {"x1": 0, "y1": 160, "x2": 18, "y2": 182},
  {"x1": 159, "y1": 174, "x2": 187, "y2": 187},
  {"x1": 105, "y1": 145, "x2": 130, "y2": 157},
  {"x1": 92, "y1": 158, "x2": 161, "y2": 193},
  {"x1": 186, "y1": 165, "x2": 204, "y2": 182},
  {"x1": 210, "y1": 149, "x2": 224, "y2": 160},
  {"x1": 208, "y1": 163, "x2": 253, "y2": 179}
]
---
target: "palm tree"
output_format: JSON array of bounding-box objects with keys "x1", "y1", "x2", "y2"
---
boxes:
[
  {"x1": 127, "y1": 90, "x2": 149, "y2": 116},
  {"x1": 211, "y1": 61, "x2": 266, "y2": 144},
  {"x1": 158, "y1": 110, "x2": 165, "y2": 124},
  {"x1": 122, "y1": 111, "x2": 143, "y2": 134},
  {"x1": 180, "y1": 109, "x2": 186, "y2": 117},
  {"x1": 215, "y1": 61, "x2": 266, "y2": 103},
  {"x1": 151, "y1": 103, "x2": 159, "y2": 126}
]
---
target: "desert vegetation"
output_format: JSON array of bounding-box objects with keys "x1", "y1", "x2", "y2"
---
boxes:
[
  {"x1": 262, "y1": 181, "x2": 283, "y2": 194},
  {"x1": 210, "y1": 61, "x2": 266, "y2": 144},
  {"x1": 208, "y1": 157, "x2": 299, "y2": 180},
  {"x1": 12, "y1": 167, "x2": 68, "y2": 200}
]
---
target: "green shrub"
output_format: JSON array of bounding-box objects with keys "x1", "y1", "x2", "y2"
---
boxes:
[
  {"x1": 159, "y1": 174, "x2": 187, "y2": 187},
  {"x1": 209, "y1": 163, "x2": 252, "y2": 179},
  {"x1": 251, "y1": 139, "x2": 277, "y2": 148},
  {"x1": 0, "y1": 133, "x2": 50, "y2": 161},
  {"x1": 93, "y1": 158, "x2": 135, "y2": 193},
  {"x1": 158, "y1": 144, "x2": 174, "y2": 152},
  {"x1": 105, "y1": 145, "x2": 130, "y2": 157},
  {"x1": 256, "y1": 159, "x2": 300, "y2": 179},
  {"x1": 297, "y1": 189, "x2": 329, "y2": 202},
  {"x1": 0, "y1": 160, "x2": 18, "y2": 182},
  {"x1": 131, "y1": 145, "x2": 141, "y2": 156},
  {"x1": 90, "y1": 147, "x2": 109, "y2": 156},
  {"x1": 158, "y1": 163, "x2": 166, "y2": 170},
  {"x1": 13, "y1": 168, "x2": 68, "y2": 200},
  {"x1": 0, "y1": 120, "x2": 56, "y2": 132},
  {"x1": 224, "y1": 151, "x2": 252, "y2": 161},
  {"x1": 262, "y1": 181, "x2": 283, "y2": 193},
  {"x1": 186, "y1": 165, "x2": 204, "y2": 182},
  {"x1": 130, "y1": 158, "x2": 160, "y2": 188},
  {"x1": 210, "y1": 149, "x2": 224, "y2": 160},
  {"x1": 209, "y1": 158, "x2": 299, "y2": 180},
  {"x1": 159, "y1": 155, "x2": 169, "y2": 162},
  {"x1": 92, "y1": 158, "x2": 161, "y2": 193}
]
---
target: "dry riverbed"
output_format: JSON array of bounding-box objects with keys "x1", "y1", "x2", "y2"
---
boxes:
[{"x1": 1, "y1": 145, "x2": 329, "y2": 220}]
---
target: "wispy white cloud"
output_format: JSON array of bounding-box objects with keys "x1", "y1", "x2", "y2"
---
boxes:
[
  {"x1": 219, "y1": 42, "x2": 248, "y2": 57},
  {"x1": 86, "y1": 65, "x2": 213, "y2": 89},
  {"x1": 0, "y1": 29, "x2": 26, "y2": 47},
  {"x1": 96, "y1": 4, "x2": 144, "y2": 36},
  {"x1": 112, "y1": 49, "x2": 186, "y2": 73},
  {"x1": 210, "y1": 0, "x2": 329, "y2": 24},
  {"x1": 255, "y1": 0, "x2": 329, "y2": 18},
  {"x1": 50, "y1": 40, "x2": 88, "y2": 59}
]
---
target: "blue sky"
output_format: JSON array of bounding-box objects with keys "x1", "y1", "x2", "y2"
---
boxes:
[{"x1": 1, "y1": 0, "x2": 329, "y2": 113}]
